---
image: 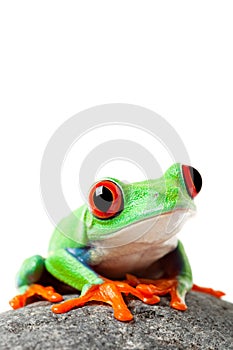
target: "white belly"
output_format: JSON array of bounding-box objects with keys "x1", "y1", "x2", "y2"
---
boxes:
[
  {"x1": 91, "y1": 209, "x2": 191, "y2": 278},
  {"x1": 93, "y1": 236, "x2": 178, "y2": 278}
]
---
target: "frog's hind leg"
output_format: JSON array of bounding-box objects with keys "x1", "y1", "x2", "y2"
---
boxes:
[
  {"x1": 16, "y1": 255, "x2": 45, "y2": 291},
  {"x1": 9, "y1": 255, "x2": 63, "y2": 309}
]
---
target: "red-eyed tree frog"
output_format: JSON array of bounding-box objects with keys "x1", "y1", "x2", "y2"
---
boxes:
[{"x1": 10, "y1": 163, "x2": 224, "y2": 321}]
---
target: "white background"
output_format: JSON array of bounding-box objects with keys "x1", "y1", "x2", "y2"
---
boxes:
[{"x1": 0, "y1": 1, "x2": 232, "y2": 312}]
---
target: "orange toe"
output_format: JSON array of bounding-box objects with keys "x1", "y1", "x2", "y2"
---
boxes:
[
  {"x1": 9, "y1": 295, "x2": 26, "y2": 309},
  {"x1": 192, "y1": 284, "x2": 225, "y2": 298},
  {"x1": 127, "y1": 274, "x2": 188, "y2": 311},
  {"x1": 9, "y1": 284, "x2": 63, "y2": 309},
  {"x1": 51, "y1": 282, "x2": 134, "y2": 322},
  {"x1": 170, "y1": 299, "x2": 187, "y2": 311}
]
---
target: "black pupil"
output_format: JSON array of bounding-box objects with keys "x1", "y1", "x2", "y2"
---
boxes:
[
  {"x1": 93, "y1": 186, "x2": 113, "y2": 212},
  {"x1": 189, "y1": 166, "x2": 202, "y2": 194}
]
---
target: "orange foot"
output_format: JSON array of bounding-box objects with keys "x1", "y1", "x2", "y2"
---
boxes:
[
  {"x1": 52, "y1": 281, "x2": 160, "y2": 322},
  {"x1": 126, "y1": 274, "x2": 187, "y2": 311},
  {"x1": 9, "y1": 284, "x2": 63, "y2": 309},
  {"x1": 192, "y1": 284, "x2": 225, "y2": 298}
]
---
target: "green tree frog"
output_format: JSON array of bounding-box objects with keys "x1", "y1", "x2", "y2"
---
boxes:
[{"x1": 10, "y1": 163, "x2": 224, "y2": 321}]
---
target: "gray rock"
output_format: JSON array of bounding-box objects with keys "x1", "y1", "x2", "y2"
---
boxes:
[{"x1": 0, "y1": 292, "x2": 232, "y2": 350}]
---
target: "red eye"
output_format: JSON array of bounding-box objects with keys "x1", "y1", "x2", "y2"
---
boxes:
[
  {"x1": 182, "y1": 165, "x2": 202, "y2": 199},
  {"x1": 88, "y1": 180, "x2": 124, "y2": 219}
]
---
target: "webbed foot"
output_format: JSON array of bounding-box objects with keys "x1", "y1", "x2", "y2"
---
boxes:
[
  {"x1": 9, "y1": 284, "x2": 63, "y2": 309},
  {"x1": 52, "y1": 280, "x2": 160, "y2": 322},
  {"x1": 126, "y1": 274, "x2": 188, "y2": 311}
]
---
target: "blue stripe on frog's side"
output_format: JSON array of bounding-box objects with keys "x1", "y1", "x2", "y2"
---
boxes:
[{"x1": 65, "y1": 248, "x2": 91, "y2": 268}]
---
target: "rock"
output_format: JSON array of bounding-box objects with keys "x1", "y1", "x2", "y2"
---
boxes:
[{"x1": 0, "y1": 292, "x2": 232, "y2": 350}]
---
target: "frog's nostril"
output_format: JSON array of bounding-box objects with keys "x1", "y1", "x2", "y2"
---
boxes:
[{"x1": 182, "y1": 165, "x2": 202, "y2": 199}]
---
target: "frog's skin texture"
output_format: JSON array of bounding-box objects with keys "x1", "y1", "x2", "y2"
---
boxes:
[{"x1": 10, "y1": 163, "x2": 224, "y2": 321}]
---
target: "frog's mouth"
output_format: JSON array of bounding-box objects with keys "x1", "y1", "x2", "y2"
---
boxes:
[{"x1": 91, "y1": 208, "x2": 195, "y2": 249}]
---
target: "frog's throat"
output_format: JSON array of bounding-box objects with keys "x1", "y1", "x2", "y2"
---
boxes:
[{"x1": 90, "y1": 208, "x2": 195, "y2": 249}]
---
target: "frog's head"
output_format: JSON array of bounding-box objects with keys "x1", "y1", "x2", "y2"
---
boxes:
[{"x1": 85, "y1": 163, "x2": 202, "y2": 247}]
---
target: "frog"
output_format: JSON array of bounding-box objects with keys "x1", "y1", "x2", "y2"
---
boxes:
[{"x1": 10, "y1": 163, "x2": 224, "y2": 321}]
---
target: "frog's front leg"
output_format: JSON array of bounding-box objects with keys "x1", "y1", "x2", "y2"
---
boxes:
[
  {"x1": 127, "y1": 240, "x2": 192, "y2": 311},
  {"x1": 45, "y1": 248, "x2": 104, "y2": 292},
  {"x1": 46, "y1": 248, "x2": 159, "y2": 321},
  {"x1": 168, "y1": 239, "x2": 193, "y2": 310}
]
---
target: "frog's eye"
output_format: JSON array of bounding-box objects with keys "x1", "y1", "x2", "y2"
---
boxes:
[
  {"x1": 182, "y1": 165, "x2": 202, "y2": 198},
  {"x1": 88, "y1": 180, "x2": 124, "y2": 219}
]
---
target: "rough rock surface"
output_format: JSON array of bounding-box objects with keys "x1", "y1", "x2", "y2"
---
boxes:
[{"x1": 0, "y1": 292, "x2": 232, "y2": 350}]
